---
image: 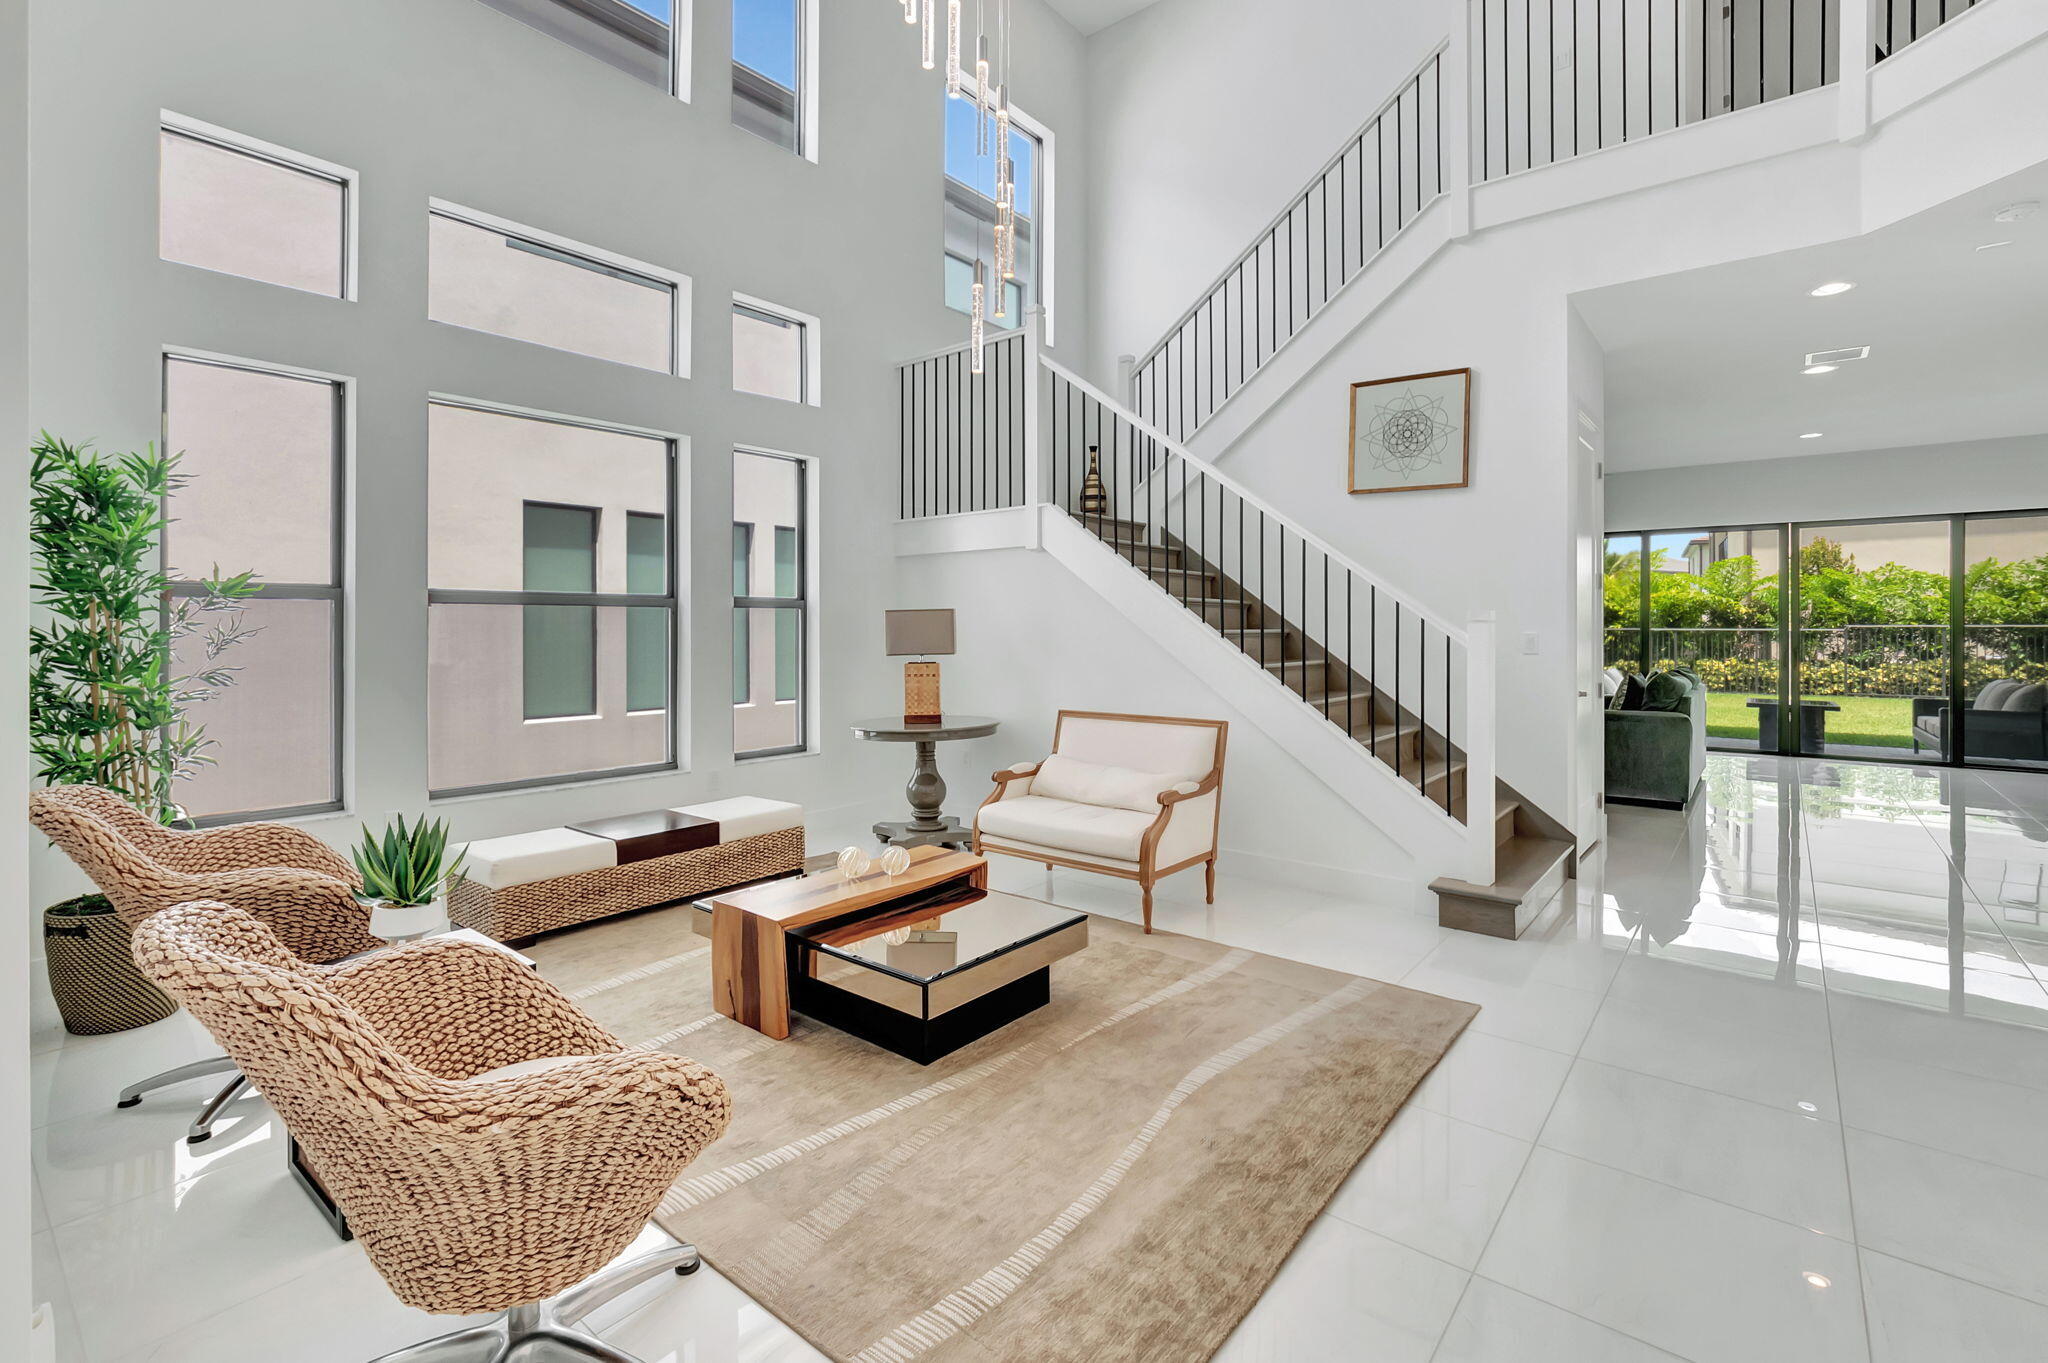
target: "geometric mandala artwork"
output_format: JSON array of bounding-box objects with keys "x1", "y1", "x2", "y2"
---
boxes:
[{"x1": 1348, "y1": 368, "x2": 1472, "y2": 494}]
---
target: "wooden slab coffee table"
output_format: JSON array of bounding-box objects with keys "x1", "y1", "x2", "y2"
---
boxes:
[
  {"x1": 705, "y1": 846, "x2": 1088, "y2": 1061},
  {"x1": 708, "y1": 847, "x2": 986, "y2": 1039}
]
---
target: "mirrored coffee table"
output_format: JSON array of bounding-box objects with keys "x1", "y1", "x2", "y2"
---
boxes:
[
  {"x1": 791, "y1": 885, "x2": 1086, "y2": 1064},
  {"x1": 694, "y1": 847, "x2": 1086, "y2": 1064}
]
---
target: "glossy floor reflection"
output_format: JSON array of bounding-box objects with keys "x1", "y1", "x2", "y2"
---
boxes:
[{"x1": 29, "y1": 756, "x2": 2048, "y2": 1361}]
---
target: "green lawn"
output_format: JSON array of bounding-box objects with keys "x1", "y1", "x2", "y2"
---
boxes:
[{"x1": 1704, "y1": 693, "x2": 1918, "y2": 749}]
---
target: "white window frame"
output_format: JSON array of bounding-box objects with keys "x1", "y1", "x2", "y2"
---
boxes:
[
  {"x1": 732, "y1": 444, "x2": 820, "y2": 763},
  {"x1": 731, "y1": 0, "x2": 821, "y2": 163},
  {"x1": 425, "y1": 392, "x2": 692, "y2": 800},
  {"x1": 160, "y1": 345, "x2": 355, "y2": 824},
  {"x1": 731, "y1": 290, "x2": 823, "y2": 407},
  {"x1": 473, "y1": 0, "x2": 695, "y2": 103},
  {"x1": 940, "y1": 93, "x2": 1055, "y2": 345},
  {"x1": 159, "y1": 110, "x2": 360, "y2": 303},
  {"x1": 427, "y1": 197, "x2": 695, "y2": 378}
]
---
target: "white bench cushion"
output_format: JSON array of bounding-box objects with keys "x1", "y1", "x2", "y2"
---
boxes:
[
  {"x1": 671, "y1": 796, "x2": 804, "y2": 843},
  {"x1": 461, "y1": 827, "x2": 615, "y2": 890},
  {"x1": 977, "y1": 795, "x2": 1156, "y2": 861}
]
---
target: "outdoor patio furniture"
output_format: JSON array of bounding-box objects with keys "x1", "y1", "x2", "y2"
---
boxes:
[
  {"x1": 1912, "y1": 681, "x2": 2048, "y2": 763},
  {"x1": 1748, "y1": 698, "x2": 1842, "y2": 751}
]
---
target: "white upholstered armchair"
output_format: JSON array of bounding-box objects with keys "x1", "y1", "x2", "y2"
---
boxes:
[{"x1": 973, "y1": 711, "x2": 1228, "y2": 933}]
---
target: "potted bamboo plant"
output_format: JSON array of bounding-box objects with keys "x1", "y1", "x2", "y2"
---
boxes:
[
  {"x1": 351, "y1": 815, "x2": 468, "y2": 944},
  {"x1": 29, "y1": 433, "x2": 260, "y2": 1034}
]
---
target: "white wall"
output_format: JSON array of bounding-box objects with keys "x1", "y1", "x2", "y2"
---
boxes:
[
  {"x1": 1082, "y1": 0, "x2": 1454, "y2": 377},
  {"x1": 24, "y1": 0, "x2": 1092, "y2": 895},
  {"x1": 892, "y1": 544, "x2": 1419, "y2": 901},
  {"x1": 1, "y1": 0, "x2": 32, "y2": 1346},
  {"x1": 1606, "y1": 434, "x2": 2048, "y2": 531}
]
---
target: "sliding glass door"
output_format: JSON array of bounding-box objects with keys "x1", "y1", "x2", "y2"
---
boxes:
[
  {"x1": 1959, "y1": 513, "x2": 2048, "y2": 772},
  {"x1": 1794, "y1": 519, "x2": 1951, "y2": 763},
  {"x1": 1607, "y1": 509, "x2": 2048, "y2": 771}
]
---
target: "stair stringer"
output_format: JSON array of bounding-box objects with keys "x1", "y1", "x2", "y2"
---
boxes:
[{"x1": 1039, "y1": 506, "x2": 1470, "y2": 884}]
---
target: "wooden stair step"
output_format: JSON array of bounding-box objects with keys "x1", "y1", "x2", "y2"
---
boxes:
[
  {"x1": 1431, "y1": 832, "x2": 1575, "y2": 941},
  {"x1": 1495, "y1": 798, "x2": 1521, "y2": 849},
  {"x1": 1144, "y1": 565, "x2": 1221, "y2": 593}
]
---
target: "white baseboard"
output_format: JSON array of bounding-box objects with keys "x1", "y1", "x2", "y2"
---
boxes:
[{"x1": 1217, "y1": 846, "x2": 1423, "y2": 913}]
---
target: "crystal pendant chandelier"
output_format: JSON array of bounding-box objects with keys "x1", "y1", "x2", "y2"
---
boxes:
[{"x1": 902, "y1": 0, "x2": 1013, "y2": 372}]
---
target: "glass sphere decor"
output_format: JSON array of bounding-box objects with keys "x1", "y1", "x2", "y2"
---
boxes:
[
  {"x1": 879, "y1": 845, "x2": 913, "y2": 877},
  {"x1": 837, "y1": 846, "x2": 874, "y2": 879}
]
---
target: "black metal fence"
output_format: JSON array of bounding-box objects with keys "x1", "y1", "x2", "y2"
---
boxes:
[
  {"x1": 1877, "y1": 0, "x2": 1986, "y2": 59},
  {"x1": 1127, "y1": 45, "x2": 1448, "y2": 445}
]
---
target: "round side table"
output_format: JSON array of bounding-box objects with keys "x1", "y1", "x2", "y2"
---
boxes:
[{"x1": 851, "y1": 714, "x2": 1001, "y2": 850}]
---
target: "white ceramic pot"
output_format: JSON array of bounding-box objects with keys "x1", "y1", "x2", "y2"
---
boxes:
[{"x1": 368, "y1": 897, "x2": 447, "y2": 945}]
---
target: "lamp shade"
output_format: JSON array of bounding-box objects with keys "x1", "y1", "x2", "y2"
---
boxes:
[{"x1": 885, "y1": 608, "x2": 956, "y2": 657}]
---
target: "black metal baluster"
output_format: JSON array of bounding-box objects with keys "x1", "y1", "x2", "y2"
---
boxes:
[
  {"x1": 1322, "y1": 556, "x2": 1331, "y2": 721},
  {"x1": 1370, "y1": 586, "x2": 1378, "y2": 758},
  {"x1": 1435, "y1": 50, "x2": 1444, "y2": 192},
  {"x1": 1259, "y1": 513, "x2": 1268, "y2": 670},
  {"x1": 1525, "y1": 0, "x2": 1533, "y2": 171},
  {"x1": 1238, "y1": 495, "x2": 1247, "y2": 656},
  {"x1": 1444, "y1": 631, "x2": 1454, "y2": 814},
  {"x1": 1376, "y1": 116, "x2": 1385, "y2": 250},
  {"x1": 1347, "y1": 574, "x2": 1355, "y2": 742},
  {"x1": 1481, "y1": 0, "x2": 1491, "y2": 178},
  {"x1": 1597, "y1": 0, "x2": 1604, "y2": 148},
  {"x1": 1394, "y1": 600, "x2": 1404, "y2": 782},
  {"x1": 1421, "y1": 615, "x2": 1429, "y2": 801},
  {"x1": 1299, "y1": 535, "x2": 1309, "y2": 700}
]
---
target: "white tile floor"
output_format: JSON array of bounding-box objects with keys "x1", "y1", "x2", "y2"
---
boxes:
[{"x1": 28, "y1": 753, "x2": 2048, "y2": 1361}]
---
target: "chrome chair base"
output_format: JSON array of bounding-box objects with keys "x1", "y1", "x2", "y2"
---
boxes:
[
  {"x1": 367, "y1": 1244, "x2": 701, "y2": 1363},
  {"x1": 114, "y1": 1054, "x2": 252, "y2": 1144}
]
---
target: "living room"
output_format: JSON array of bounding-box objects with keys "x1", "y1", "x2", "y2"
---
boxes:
[{"x1": 6, "y1": 2, "x2": 2048, "y2": 1361}]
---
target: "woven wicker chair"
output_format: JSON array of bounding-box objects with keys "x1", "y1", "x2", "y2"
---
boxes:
[
  {"x1": 29, "y1": 784, "x2": 382, "y2": 1142},
  {"x1": 132, "y1": 901, "x2": 732, "y2": 1362}
]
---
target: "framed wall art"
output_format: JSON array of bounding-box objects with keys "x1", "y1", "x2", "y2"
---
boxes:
[{"x1": 1347, "y1": 367, "x2": 1471, "y2": 494}]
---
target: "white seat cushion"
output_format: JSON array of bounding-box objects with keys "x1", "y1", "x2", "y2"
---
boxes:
[
  {"x1": 977, "y1": 795, "x2": 1156, "y2": 861},
  {"x1": 1030, "y1": 754, "x2": 1178, "y2": 814},
  {"x1": 670, "y1": 796, "x2": 804, "y2": 843},
  {"x1": 465, "y1": 1054, "x2": 597, "y2": 1083},
  {"x1": 461, "y1": 827, "x2": 615, "y2": 890}
]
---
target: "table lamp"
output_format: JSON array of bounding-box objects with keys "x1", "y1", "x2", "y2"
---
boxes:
[{"x1": 886, "y1": 608, "x2": 955, "y2": 724}]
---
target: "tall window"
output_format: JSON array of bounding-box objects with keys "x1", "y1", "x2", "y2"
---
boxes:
[
  {"x1": 733, "y1": 0, "x2": 804, "y2": 154},
  {"x1": 733, "y1": 450, "x2": 808, "y2": 758},
  {"x1": 943, "y1": 95, "x2": 1044, "y2": 330},
  {"x1": 474, "y1": 0, "x2": 683, "y2": 96},
  {"x1": 159, "y1": 116, "x2": 352, "y2": 299},
  {"x1": 162, "y1": 354, "x2": 344, "y2": 821},
  {"x1": 427, "y1": 401, "x2": 678, "y2": 796},
  {"x1": 732, "y1": 295, "x2": 818, "y2": 404},
  {"x1": 429, "y1": 203, "x2": 688, "y2": 375},
  {"x1": 520, "y1": 503, "x2": 599, "y2": 719}
]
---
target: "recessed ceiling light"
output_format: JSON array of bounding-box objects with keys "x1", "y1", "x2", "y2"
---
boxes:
[
  {"x1": 1978, "y1": 240, "x2": 2013, "y2": 252},
  {"x1": 1803, "y1": 365, "x2": 1837, "y2": 375},
  {"x1": 1809, "y1": 281, "x2": 1855, "y2": 297},
  {"x1": 1803, "y1": 1273, "x2": 1832, "y2": 1289},
  {"x1": 1800, "y1": 432, "x2": 1823, "y2": 440}
]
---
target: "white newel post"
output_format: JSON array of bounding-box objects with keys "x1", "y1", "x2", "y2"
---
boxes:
[
  {"x1": 1465, "y1": 610, "x2": 1497, "y2": 886},
  {"x1": 1838, "y1": 0, "x2": 1873, "y2": 142},
  {"x1": 1023, "y1": 305, "x2": 1047, "y2": 513},
  {"x1": 1448, "y1": 8, "x2": 1476, "y2": 236}
]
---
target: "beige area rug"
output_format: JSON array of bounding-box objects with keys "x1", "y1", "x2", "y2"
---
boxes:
[{"x1": 524, "y1": 901, "x2": 1476, "y2": 1363}]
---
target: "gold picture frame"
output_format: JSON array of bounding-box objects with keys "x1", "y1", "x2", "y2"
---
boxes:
[{"x1": 1347, "y1": 367, "x2": 1472, "y2": 494}]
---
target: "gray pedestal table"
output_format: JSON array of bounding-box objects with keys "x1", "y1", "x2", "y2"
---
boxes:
[{"x1": 851, "y1": 714, "x2": 1001, "y2": 849}]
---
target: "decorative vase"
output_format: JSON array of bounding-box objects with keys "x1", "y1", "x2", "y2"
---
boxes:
[
  {"x1": 43, "y1": 895, "x2": 176, "y2": 1036},
  {"x1": 1079, "y1": 445, "x2": 1109, "y2": 516},
  {"x1": 367, "y1": 897, "x2": 446, "y2": 945}
]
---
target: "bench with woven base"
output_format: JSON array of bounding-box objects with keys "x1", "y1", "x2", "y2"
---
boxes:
[{"x1": 449, "y1": 796, "x2": 804, "y2": 943}]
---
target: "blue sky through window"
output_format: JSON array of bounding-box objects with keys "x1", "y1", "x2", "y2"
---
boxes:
[
  {"x1": 733, "y1": 0, "x2": 797, "y2": 89},
  {"x1": 943, "y1": 96, "x2": 1034, "y2": 213},
  {"x1": 620, "y1": 0, "x2": 671, "y2": 20}
]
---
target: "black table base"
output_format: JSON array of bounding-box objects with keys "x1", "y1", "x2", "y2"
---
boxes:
[{"x1": 792, "y1": 968, "x2": 1051, "y2": 1066}]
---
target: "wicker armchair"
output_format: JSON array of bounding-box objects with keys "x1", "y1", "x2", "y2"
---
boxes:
[
  {"x1": 132, "y1": 902, "x2": 732, "y2": 1362},
  {"x1": 29, "y1": 784, "x2": 381, "y2": 1143}
]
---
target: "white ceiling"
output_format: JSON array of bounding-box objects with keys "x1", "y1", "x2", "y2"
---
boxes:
[
  {"x1": 1043, "y1": 0, "x2": 1162, "y2": 36},
  {"x1": 1578, "y1": 160, "x2": 2048, "y2": 474}
]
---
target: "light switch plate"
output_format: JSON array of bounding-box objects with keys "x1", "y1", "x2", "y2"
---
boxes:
[{"x1": 1521, "y1": 632, "x2": 1540, "y2": 655}]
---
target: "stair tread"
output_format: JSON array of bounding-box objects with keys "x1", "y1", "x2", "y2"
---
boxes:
[{"x1": 1429, "y1": 834, "x2": 1573, "y2": 903}]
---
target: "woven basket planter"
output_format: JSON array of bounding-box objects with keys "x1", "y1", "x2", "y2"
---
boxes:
[
  {"x1": 44, "y1": 895, "x2": 177, "y2": 1035},
  {"x1": 448, "y1": 825, "x2": 805, "y2": 942}
]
